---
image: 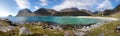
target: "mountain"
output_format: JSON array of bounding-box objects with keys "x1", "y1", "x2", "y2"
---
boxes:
[
  {"x1": 34, "y1": 8, "x2": 51, "y2": 16},
  {"x1": 102, "y1": 4, "x2": 120, "y2": 16},
  {"x1": 114, "y1": 4, "x2": 120, "y2": 12},
  {"x1": 16, "y1": 9, "x2": 34, "y2": 17},
  {"x1": 46, "y1": 9, "x2": 58, "y2": 16},
  {"x1": 93, "y1": 4, "x2": 120, "y2": 16},
  {"x1": 60, "y1": 7, "x2": 79, "y2": 12},
  {"x1": 93, "y1": 11, "x2": 102, "y2": 14},
  {"x1": 53, "y1": 9, "x2": 92, "y2": 16},
  {"x1": 93, "y1": 9, "x2": 114, "y2": 16},
  {"x1": 103, "y1": 9, "x2": 114, "y2": 15},
  {"x1": 53, "y1": 11, "x2": 91, "y2": 16},
  {"x1": 16, "y1": 8, "x2": 92, "y2": 16},
  {"x1": 8, "y1": 15, "x2": 12, "y2": 17},
  {"x1": 53, "y1": 8, "x2": 91, "y2": 16},
  {"x1": 80, "y1": 9, "x2": 93, "y2": 15},
  {"x1": 109, "y1": 4, "x2": 120, "y2": 17}
]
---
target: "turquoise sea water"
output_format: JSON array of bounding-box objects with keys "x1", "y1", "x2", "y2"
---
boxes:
[{"x1": 8, "y1": 16, "x2": 105, "y2": 25}]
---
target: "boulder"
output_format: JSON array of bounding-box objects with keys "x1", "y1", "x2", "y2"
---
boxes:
[
  {"x1": 73, "y1": 31, "x2": 86, "y2": 36},
  {"x1": 19, "y1": 27, "x2": 32, "y2": 35},
  {"x1": 64, "y1": 31, "x2": 70, "y2": 36},
  {"x1": 115, "y1": 25, "x2": 120, "y2": 32},
  {"x1": 0, "y1": 26, "x2": 16, "y2": 32}
]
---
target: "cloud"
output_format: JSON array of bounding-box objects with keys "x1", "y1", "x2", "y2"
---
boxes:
[
  {"x1": 15, "y1": 0, "x2": 30, "y2": 9},
  {"x1": 39, "y1": 0, "x2": 48, "y2": 6},
  {"x1": 52, "y1": 0, "x2": 103, "y2": 11},
  {"x1": 52, "y1": 0, "x2": 113, "y2": 11},
  {"x1": 115, "y1": 0, "x2": 120, "y2": 2},
  {"x1": 96, "y1": 0, "x2": 113, "y2": 11},
  {"x1": 34, "y1": 6, "x2": 40, "y2": 10},
  {"x1": 0, "y1": 10, "x2": 14, "y2": 16}
]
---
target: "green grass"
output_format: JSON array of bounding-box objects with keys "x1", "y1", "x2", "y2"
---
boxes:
[
  {"x1": 88, "y1": 21, "x2": 120, "y2": 36},
  {"x1": 110, "y1": 13, "x2": 120, "y2": 18},
  {"x1": 0, "y1": 20, "x2": 120, "y2": 36},
  {"x1": 0, "y1": 27, "x2": 19, "y2": 36},
  {"x1": 22, "y1": 24, "x2": 76, "y2": 36},
  {"x1": 88, "y1": 13, "x2": 120, "y2": 36}
]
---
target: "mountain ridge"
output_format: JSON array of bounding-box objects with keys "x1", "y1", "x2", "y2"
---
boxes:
[
  {"x1": 15, "y1": 4, "x2": 120, "y2": 17},
  {"x1": 16, "y1": 8, "x2": 92, "y2": 16}
]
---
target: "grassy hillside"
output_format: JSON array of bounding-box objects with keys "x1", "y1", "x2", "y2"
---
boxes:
[
  {"x1": 88, "y1": 21, "x2": 120, "y2": 36},
  {"x1": 88, "y1": 13, "x2": 120, "y2": 36}
]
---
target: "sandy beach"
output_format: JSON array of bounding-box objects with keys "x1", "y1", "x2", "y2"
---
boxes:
[
  {"x1": 73, "y1": 16, "x2": 119, "y2": 31},
  {"x1": 74, "y1": 16, "x2": 119, "y2": 21}
]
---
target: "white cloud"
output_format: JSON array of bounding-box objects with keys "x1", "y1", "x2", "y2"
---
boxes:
[
  {"x1": 115, "y1": 0, "x2": 120, "y2": 2},
  {"x1": 15, "y1": 0, "x2": 30, "y2": 9},
  {"x1": 52, "y1": 0, "x2": 112, "y2": 11},
  {"x1": 39, "y1": 0, "x2": 48, "y2": 6},
  {"x1": 34, "y1": 6, "x2": 40, "y2": 10},
  {"x1": 0, "y1": 10, "x2": 14, "y2": 16},
  {"x1": 52, "y1": 0, "x2": 113, "y2": 11},
  {"x1": 97, "y1": 0, "x2": 113, "y2": 11}
]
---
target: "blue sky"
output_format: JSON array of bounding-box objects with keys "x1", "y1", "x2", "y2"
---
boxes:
[{"x1": 0, "y1": 0, "x2": 120, "y2": 16}]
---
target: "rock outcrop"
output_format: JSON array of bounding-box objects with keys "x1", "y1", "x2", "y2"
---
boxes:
[{"x1": 19, "y1": 27, "x2": 32, "y2": 35}]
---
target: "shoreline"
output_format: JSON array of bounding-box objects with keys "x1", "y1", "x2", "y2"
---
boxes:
[
  {"x1": 55, "y1": 16, "x2": 119, "y2": 21},
  {"x1": 75, "y1": 16, "x2": 119, "y2": 21},
  {"x1": 76, "y1": 16, "x2": 119, "y2": 31},
  {"x1": 5, "y1": 16, "x2": 120, "y2": 31},
  {"x1": 0, "y1": 16, "x2": 119, "y2": 36}
]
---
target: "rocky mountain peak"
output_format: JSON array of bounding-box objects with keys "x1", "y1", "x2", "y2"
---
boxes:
[
  {"x1": 34, "y1": 8, "x2": 51, "y2": 16},
  {"x1": 19, "y1": 8, "x2": 32, "y2": 13},
  {"x1": 60, "y1": 7, "x2": 79, "y2": 12},
  {"x1": 16, "y1": 8, "x2": 33, "y2": 17}
]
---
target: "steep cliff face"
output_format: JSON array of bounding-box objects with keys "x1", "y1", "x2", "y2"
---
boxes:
[
  {"x1": 114, "y1": 4, "x2": 120, "y2": 12},
  {"x1": 53, "y1": 9, "x2": 92, "y2": 16},
  {"x1": 102, "y1": 4, "x2": 120, "y2": 16},
  {"x1": 53, "y1": 11, "x2": 91, "y2": 16},
  {"x1": 103, "y1": 9, "x2": 113, "y2": 15},
  {"x1": 46, "y1": 9, "x2": 57, "y2": 16},
  {"x1": 109, "y1": 4, "x2": 120, "y2": 17},
  {"x1": 16, "y1": 9, "x2": 34, "y2": 17},
  {"x1": 60, "y1": 7, "x2": 79, "y2": 12},
  {"x1": 34, "y1": 8, "x2": 51, "y2": 16}
]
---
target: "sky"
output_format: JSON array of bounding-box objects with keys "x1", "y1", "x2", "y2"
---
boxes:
[{"x1": 0, "y1": 0, "x2": 120, "y2": 17}]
